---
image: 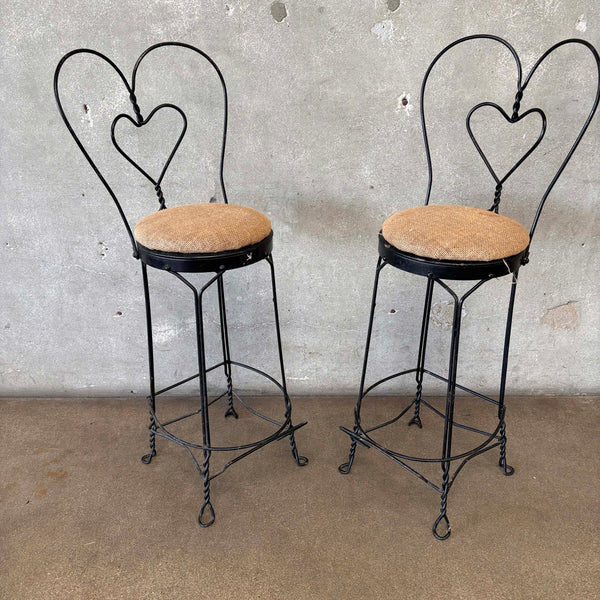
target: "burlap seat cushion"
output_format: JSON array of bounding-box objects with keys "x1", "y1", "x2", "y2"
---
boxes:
[
  {"x1": 382, "y1": 205, "x2": 530, "y2": 262},
  {"x1": 134, "y1": 203, "x2": 272, "y2": 254}
]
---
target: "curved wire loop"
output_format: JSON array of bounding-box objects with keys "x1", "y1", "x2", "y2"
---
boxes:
[
  {"x1": 54, "y1": 42, "x2": 230, "y2": 259},
  {"x1": 420, "y1": 35, "x2": 600, "y2": 250}
]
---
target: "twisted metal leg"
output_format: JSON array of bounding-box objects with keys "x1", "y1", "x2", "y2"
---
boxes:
[
  {"x1": 141, "y1": 263, "x2": 157, "y2": 464},
  {"x1": 339, "y1": 267, "x2": 519, "y2": 538},
  {"x1": 267, "y1": 255, "x2": 308, "y2": 467},
  {"x1": 433, "y1": 287, "x2": 462, "y2": 539},
  {"x1": 137, "y1": 261, "x2": 308, "y2": 526},
  {"x1": 433, "y1": 467, "x2": 451, "y2": 540},
  {"x1": 497, "y1": 271, "x2": 518, "y2": 476},
  {"x1": 339, "y1": 257, "x2": 385, "y2": 474},
  {"x1": 198, "y1": 450, "x2": 215, "y2": 527},
  {"x1": 169, "y1": 271, "x2": 220, "y2": 526},
  {"x1": 432, "y1": 278, "x2": 487, "y2": 539},
  {"x1": 194, "y1": 279, "x2": 215, "y2": 526},
  {"x1": 217, "y1": 275, "x2": 237, "y2": 419},
  {"x1": 409, "y1": 276, "x2": 435, "y2": 428},
  {"x1": 498, "y1": 421, "x2": 514, "y2": 476}
]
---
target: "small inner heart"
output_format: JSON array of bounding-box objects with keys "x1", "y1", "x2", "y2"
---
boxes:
[
  {"x1": 468, "y1": 105, "x2": 544, "y2": 183},
  {"x1": 112, "y1": 105, "x2": 186, "y2": 185}
]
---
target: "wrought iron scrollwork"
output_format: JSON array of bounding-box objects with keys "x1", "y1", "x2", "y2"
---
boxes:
[
  {"x1": 341, "y1": 35, "x2": 599, "y2": 540},
  {"x1": 465, "y1": 102, "x2": 547, "y2": 212},
  {"x1": 111, "y1": 103, "x2": 188, "y2": 211},
  {"x1": 55, "y1": 43, "x2": 308, "y2": 528},
  {"x1": 54, "y1": 42, "x2": 231, "y2": 258},
  {"x1": 420, "y1": 35, "x2": 600, "y2": 246}
]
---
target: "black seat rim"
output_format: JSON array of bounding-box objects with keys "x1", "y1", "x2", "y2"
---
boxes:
[
  {"x1": 378, "y1": 232, "x2": 525, "y2": 280},
  {"x1": 137, "y1": 231, "x2": 273, "y2": 273}
]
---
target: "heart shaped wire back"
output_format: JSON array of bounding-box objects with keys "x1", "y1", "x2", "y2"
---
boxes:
[
  {"x1": 54, "y1": 43, "x2": 230, "y2": 258},
  {"x1": 466, "y1": 102, "x2": 547, "y2": 212},
  {"x1": 111, "y1": 104, "x2": 188, "y2": 210},
  {"x1": 419, "y1": 34, "x2": 600, "y2": 241}
]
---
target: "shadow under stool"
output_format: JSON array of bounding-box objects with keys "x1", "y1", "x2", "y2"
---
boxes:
[
  {"x1": 54, "y1": 42, "x2": 307, "y2": 527},
  {"x1": 339, "y1": 35, "x2": 599, "y2": 539}
]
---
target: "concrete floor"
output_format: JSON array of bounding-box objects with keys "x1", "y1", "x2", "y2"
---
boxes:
[{"x1": 1, "y1": 395, "x2": 599, "y2": 599}]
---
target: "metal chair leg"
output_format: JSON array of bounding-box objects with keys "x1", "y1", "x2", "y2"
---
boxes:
[
  {"x1": 339, "y1": 257, "x2": 386, "y2": 475},
  {"x1": 432, "y1": 277, "x2": 488, "y2": 540},
  {"x1": 432, "y1": 290, "x2": 464, "y2": 540},
  {"x1": 141, "y1": 263, "x2": 157, "y2": 465},
  {"x1": 409, "y1": 275, "x2": 435, "y2": 428},
  {"x1": 217, "y1": 275, "x2": 238, "y2": 419},
  {"x1": 193, "y1": 282, "x2": 215, "y2": 526},
  {"x1": 266, "y1": 255, "x2": 308, "y2": 467},
  {"x1": 497, "y1": 270, "x2": 519, "y2": 476}
]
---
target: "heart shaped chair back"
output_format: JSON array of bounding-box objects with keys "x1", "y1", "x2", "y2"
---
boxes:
[
  {"x1": 419, "y1": 34, "x2": 600, "y2": 253},
  {"x1": 54, "y1": 42, "x2": 229, "y2": 259}
]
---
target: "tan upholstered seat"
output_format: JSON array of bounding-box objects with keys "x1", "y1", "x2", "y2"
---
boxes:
[
  {"x1": 134, "y1": 203, "x2": 272, "y2": 254},
  {"x1": 381, "y1": 204, "x2": 530, "y2": 262}
]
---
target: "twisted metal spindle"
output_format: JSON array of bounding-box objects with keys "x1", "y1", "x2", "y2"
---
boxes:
[
  {"x1": 217, "y1": 276, "x2": 237, "y2": 419},
  {"x1": 288, "y1": 424, "x2": 309, "y2": 466},
  {"x1": 141, "y1": 426, "x2": 157, "y2": 462},
  {"x1": 338, "y1": 415, "x2": 360, "y2": 474},
  {"x1": 433, "y1": 466, "x2": 451, "y2": 540},
  {"x1": 498, "y1": 422, "x2": 514, "y2": 476},
  {"x1": 408, "y1": 383, "x2": 424, "y2": 428},
  {"x1": 490, "y1": 183, "x2": 503, "y2": 213},
  {"x1": 223, "y1": 377, "x2": 236, "y2": 418},
  {"x1": 511, "y1": 89, "x2": 523, "y2": 121},
  {"x1": 141, "y1": 408, "x2": 157, "y2": 464},
  {"x1": 198, "y1": 450, "x2": 215, "y2": 527},
  {"x1": 129, "y1": 91, "x2": 143, "y2": 124},
  {"x1": 155, "y1": 184, "x2": 166, "y2": 210},
  {"x1": 409, "y1": 276, "x2": 435, "y2": 428}
]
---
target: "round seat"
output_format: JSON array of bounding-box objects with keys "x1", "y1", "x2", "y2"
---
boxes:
[
  {"x1": 382, "y1": 205, "x2": 530, "y2": 262},
  {"x1": 134, "y1": 203, "x2": 272, "y2": 254}
]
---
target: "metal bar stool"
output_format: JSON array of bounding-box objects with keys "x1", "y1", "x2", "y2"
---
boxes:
[
  {"x1": 54, "y1": 42, "x2": 307, "y2": 527},
  {"x1": 339, "y1": 35, "x2": 599, "y2": 539}
]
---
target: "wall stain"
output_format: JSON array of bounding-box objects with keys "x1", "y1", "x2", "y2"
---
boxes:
[
  {"x1": 81, "y1": 103, "x2": 93, "y2": 127},
  {"x1": 371, "y1": 20, "x2": 394, "y2": 43},
  {"x1": 397, "y1": 93, "x2": 413, "y2": 116},
  {"x1": 271, "y1": 1, "x2": 287, "y2": 22},
  {"x1": 98, "y1": 241, "x2": 109, "y2": 259},
  {"x1": 430, "y1": 301, "x2": 467, "y2": 329},
  {"x1": 540, "y1": 302, "x2": 579, "y2": 330}
]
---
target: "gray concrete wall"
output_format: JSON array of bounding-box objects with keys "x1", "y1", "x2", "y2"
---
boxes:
[{"x1": 1, "y1": 0, "x2": 599, "y2": 397}]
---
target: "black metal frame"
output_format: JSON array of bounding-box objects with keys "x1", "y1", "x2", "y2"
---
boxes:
[
  {"x1": 54, "y1": 42, "x2": 307, "y2": 527},
  {"x1": 339, "y1": 35, "x2": 600, "y2": 539}
]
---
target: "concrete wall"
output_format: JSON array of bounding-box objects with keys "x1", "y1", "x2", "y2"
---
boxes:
[{"x1": 2, "y1": 0, "x2": 599, "y2": 397}]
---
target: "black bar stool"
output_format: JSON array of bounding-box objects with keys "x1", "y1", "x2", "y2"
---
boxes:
[
  {"x1": 54, "y1": 42, "x2": 307, "y2": 527},
  {"x1": 339, "y1": 35, "x2": 599, "y2": 539}
]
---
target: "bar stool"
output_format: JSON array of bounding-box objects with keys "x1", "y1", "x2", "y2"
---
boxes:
[
  {"x1": 54, "y1": 42, "x2": 307, "y2": 527},
  {"x1": 339, "y1": 35, "x2": 599, "y2": 539}
]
